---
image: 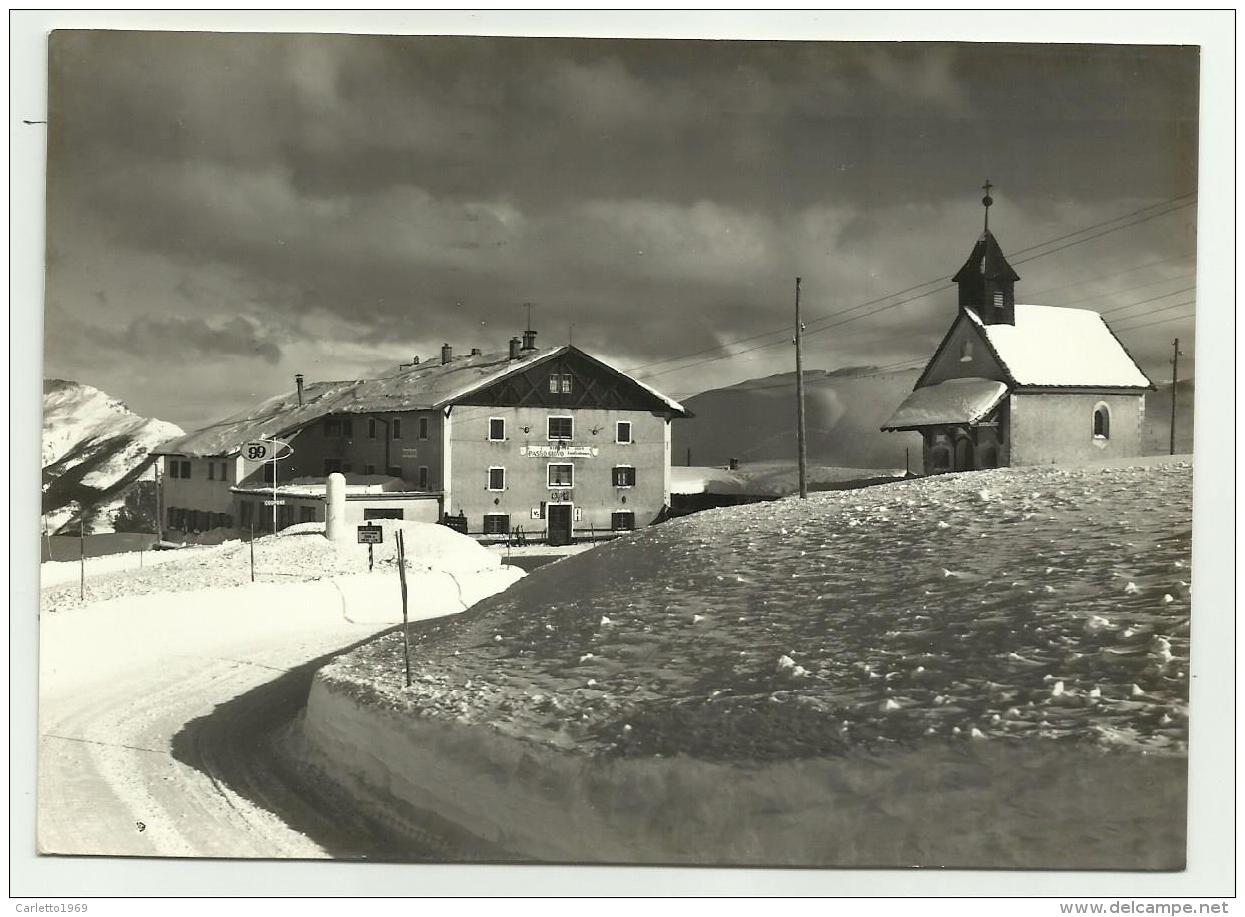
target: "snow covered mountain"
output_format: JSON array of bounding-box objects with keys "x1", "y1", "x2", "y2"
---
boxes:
[{"x1": 41, "y1": 380, "x2": 184, "y2": 534}]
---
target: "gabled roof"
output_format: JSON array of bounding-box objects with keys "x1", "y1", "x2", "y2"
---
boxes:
[
  {"x1": 952, "y1": 230, "x2": 1020, "y2": 284},
  {"x1": 963, "y1": 304, "x2": 1154, "y2": 389},
  {"x1": 881, "y1": 378, "x2": 1009, "y2": 431},
  {"x1": 157, "y1": 345, "x2": 688, "y2": 457}
]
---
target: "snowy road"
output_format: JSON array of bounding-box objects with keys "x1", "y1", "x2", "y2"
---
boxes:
[{"x1": 38, "y1": 566, "x2": 522, "y2": 858}]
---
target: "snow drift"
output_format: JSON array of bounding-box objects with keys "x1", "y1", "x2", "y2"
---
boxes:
[{"x1": 298, "y1": 460, "x2": 1192, "y2": 866}]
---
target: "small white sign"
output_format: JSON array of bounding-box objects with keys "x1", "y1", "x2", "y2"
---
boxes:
[
  {"x1": 521, "y1": 445, "x2": 597, "y2": 458},
  {"x1": 263, "y1": 499, "x2": 286, "y2": 506}
]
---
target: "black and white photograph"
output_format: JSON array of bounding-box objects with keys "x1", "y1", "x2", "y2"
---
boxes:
[{"x1": 14, "y1": 10, "x2": 1234, "y2": 900}]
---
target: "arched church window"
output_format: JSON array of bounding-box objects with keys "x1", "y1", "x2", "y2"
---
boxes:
[
  {"x1": 959, "y1": 339, "x2": 973, "y2": 362},
  {"x1": 1093, "y1": 403, "x2": 1111, "y2": 441}
]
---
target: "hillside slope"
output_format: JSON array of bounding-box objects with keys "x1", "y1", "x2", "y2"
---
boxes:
[
  {"x1": 41, "y1": 380, "x2": 183, "y2": 534},
  {"x1": 674, "y1": 368, "x2": 1195, "y2": 470},
  {"x1": 673, "y1": 367, "x2": 923, "y2": 470}
]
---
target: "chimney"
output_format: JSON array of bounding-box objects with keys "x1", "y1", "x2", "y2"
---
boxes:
[
  {"x1": 411, "y1": 355, "x2": 420, "y2": 365},
  {"x1": 521, "y1": 328, "x2": 537, "y2": 351},
  {"x1": 509, "y1": 337, "x2": 522, "y2": 359},
  {"x1": 470, "y1": 347, "x2": 482, "y2": 356},
  {"x1": 441, "y1": 343, "x2": 453, "y2": 365},
  {"x1": 295, "y1": 373, "x2": 305, "y2": 406}
]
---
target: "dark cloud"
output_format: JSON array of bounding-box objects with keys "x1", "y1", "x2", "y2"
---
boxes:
[
  {"x1": 103, "y1": 315, "x2": 283, "y2": 364},
  {"x1": 44, "y1": 32, "x2": 1199, "y2": 428}
]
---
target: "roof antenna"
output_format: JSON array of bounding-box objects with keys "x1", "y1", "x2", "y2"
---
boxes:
[
  {"x1": 981, "y1": 178, "x2": 994, "y2": 233},
  {"x1": 524, "y1": 301, "x2": 533, "y2": 333}
]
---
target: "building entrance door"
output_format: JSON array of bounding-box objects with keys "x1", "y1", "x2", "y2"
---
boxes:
[
  {"x1": 547, "y1": 504, "x2": 573, "y2": 546},
  {"x1": 954, "y1": 436, "x2": 975, "y2": 471}
]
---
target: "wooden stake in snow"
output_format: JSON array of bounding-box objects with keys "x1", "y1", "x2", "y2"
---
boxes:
[
  {"x1": 249, "y1": 522, "x2": 256, "y2": 583},
  {"x1": 79, "y1": 525, "x2": 85, "y2": 601},
  {"x1": 794, "y1": 276, "x2": 808, "y2": 500},
  {"x1": 396, "y1": 528, "x2": 412, "y2": 688}
]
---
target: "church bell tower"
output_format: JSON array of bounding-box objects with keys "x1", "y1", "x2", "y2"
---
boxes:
[{"x1": 952, "y1": 180, "x2": 1020, "y2": 325}]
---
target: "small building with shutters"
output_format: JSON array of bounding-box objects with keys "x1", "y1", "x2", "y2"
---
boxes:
[
  {"x1": 154, "y1": 331, "x2": 690, "y2": 544},
  {"x1": 882, "y1": 201, "x2": 1154, "y2": 473}
]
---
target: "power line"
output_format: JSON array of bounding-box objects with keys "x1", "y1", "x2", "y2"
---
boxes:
[
  {"x1": 630, "y1": 194, "x2": 1197, "y2": 382},
  {"x1": 1008, "y1": 198, "x2": 1196, "y2": 267},
  {"x1": 1058, "y1": 273, "x2": 1195, "y2": 308},
  {"x1": 1110, "y1": 299, "x2": 1197, "y2": 329},
  {"x1": 1099, "y1": 285, "x2": 1197, "y2": 316},
  {"x1": 1024, "y1": 251, "x2": 1195, "y2": 300},
  {"x1": 1111, "y1": 310, "x2": 1197, "y2": 333}
]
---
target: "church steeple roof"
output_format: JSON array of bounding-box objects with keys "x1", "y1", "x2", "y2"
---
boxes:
[
  {"x1": 951, "y1": 182, "x2": 1020, "y2": 325},
  {"x1": 951, "y1": 229, "x2": 1020, "y2": 284}
]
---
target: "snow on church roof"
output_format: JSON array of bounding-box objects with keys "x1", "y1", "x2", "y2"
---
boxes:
[
  {"x1": 881, "y1": 378, "x2": 1010, "y2": 431},
  {"x1": 965, "y1": 304, "x2": 1153, "y2": 389}
]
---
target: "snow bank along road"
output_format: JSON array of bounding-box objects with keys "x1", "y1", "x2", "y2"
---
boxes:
[{"x1": 38, "y1": 526, "x2": 523, "y2": 857}]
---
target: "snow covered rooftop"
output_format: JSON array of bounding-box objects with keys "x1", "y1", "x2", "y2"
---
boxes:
[
  {"x1": 159, "y1": 345, "x2": 687, "y2": 457},
  {"x1": 881, "y1": 377, "x2": 1009, "y2": 431},
  {"x1": 966, "y1": 305, "x2": 1153, "y2": 389}
]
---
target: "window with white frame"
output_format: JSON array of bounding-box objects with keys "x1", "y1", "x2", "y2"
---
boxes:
[
  {"x1": 547, "y1": 416, "x2": 573, "y2": 440},
  {"x1": 489, "y1": 417, "x2": 506, "y2": 441},
  {"x1": 612, "y1": 465, "x2": 636, "y2": 487},
  {"x1": 483, "y1": 513, "x2": 510, "y2": 535},
  {"x1": 548, "y1": 372, "x2": 573, "y2": 394},
  {"x1": 488, "y1": 466, "x2": 506, "y2": 491},
  {"x1": 616, "y1": 420, "x2": 632, "y2": 444},
  {"x1": 548, "y1": 463, "x2": 574, "y2": 488}
]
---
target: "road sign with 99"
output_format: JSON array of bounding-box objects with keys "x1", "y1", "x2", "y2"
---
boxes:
[{"x1": 242, "y1": 439, "x2": 293, "y2": 464}]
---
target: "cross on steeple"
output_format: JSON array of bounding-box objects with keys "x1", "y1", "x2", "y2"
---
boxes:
[{"x1": 981, "y1": 179, "x2": 994, "y2": 231}]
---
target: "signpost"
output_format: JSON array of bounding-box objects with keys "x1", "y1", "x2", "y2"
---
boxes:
[
  {"x1": 242, "y1": 438, "x2": 293, "y2": 535},
  {"x1": 396, "y1": 528, "x2": 412, "y2": 687},
  {"x1": 358, "y1": 523, "x2": 383, "y2": 571}
]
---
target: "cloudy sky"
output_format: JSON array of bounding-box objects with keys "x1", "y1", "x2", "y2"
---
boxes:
[{"x1": 45, "y1": 31, "x2": 1199, "y2": 431}]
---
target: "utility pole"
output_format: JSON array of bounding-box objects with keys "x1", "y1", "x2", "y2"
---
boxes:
[
  {"x1": 1169, "y1": 337, "x2": 1182, "y2": 456},
  {"x1": 794, "y1": 277, "x2": 808, "y2": 500}
]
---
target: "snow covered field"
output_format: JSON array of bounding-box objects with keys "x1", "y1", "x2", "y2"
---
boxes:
[
  {"x1": 40, "y1": 520, "x2": 511, "y2": 612},
  {"x1": 37, "y1": 522, "x2": 524, "y2": 857},
  {"x1": 305, "y1": 460, "x2": 1192, "y2": 866},
  {"x1": 671, "y1": 462, "x2": 905, "y2": 498}
]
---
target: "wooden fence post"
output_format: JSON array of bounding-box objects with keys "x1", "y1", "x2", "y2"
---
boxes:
[{"x1": 397, "y1": 529, "x2": 412, "y2": 688}]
